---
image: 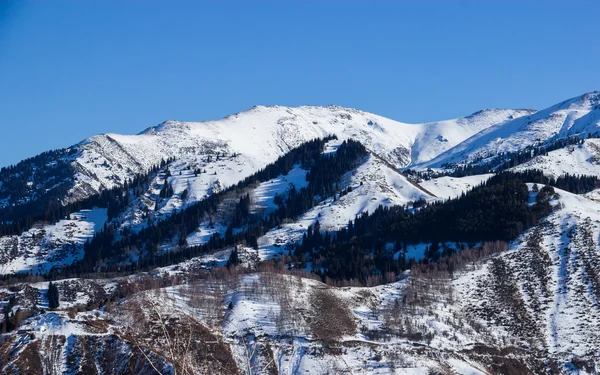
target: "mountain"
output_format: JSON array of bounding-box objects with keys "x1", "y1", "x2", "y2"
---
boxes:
[
  {"x1": 3, "y1": 92, "x2": 600, "y2": 374},
  {"x1": 4, "y1": 183, "x2": 600, "y2": 374},
  {"x1": 416, "y1": 91, "x2": 600, "y2": 169},
  {"x1": 0, "y1": 105, "x2": 530, "y2": 216},
  {"x1": 510, "y1": 138, "x2": 600, "y2": 178},
  {"x1": 0, "y1": 105, "x2": 528, "y2": 274},
  {"x1": 256, "y1": 152, "x2": 436, "y2": 261},
  {"x1": 75, "y1": 105, "x2": 530, "y2": 192}
]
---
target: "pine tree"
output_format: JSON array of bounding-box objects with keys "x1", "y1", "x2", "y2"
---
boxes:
[
  {"x1": 48, "y1": 282, "x2": 60, "y2": 309},
  {"x1": 227, "y1": 247, "x2": 240, "y2": 267}
]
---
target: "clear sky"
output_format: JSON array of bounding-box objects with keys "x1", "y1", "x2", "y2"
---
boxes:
[{"x1": 1, "y1": 0, "x2": 599, "y2": 167}]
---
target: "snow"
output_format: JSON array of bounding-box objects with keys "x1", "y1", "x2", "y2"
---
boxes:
[
  {"x1": 252, "y1": 164, "x2": 309, "y2": 214},
  {"x1": 70, "y1": 104, "x2": 529, "y2": 204},
  {"x1": 416, "y1": 92, "x2": 600, "y2": 169},
  {"x1": 419, "y1": 174, "x2": 493, "y2": 200},
  {"x1": 403, "y1": 244, "x2": 428, "y2": 261},
  {"x1": 186, "y1": 223, "x2": 228, "y2": 247},
  {"x1": 70, "y1": 208, "x2": 107, "y2": 232},
  {"x1": 415, "y1": 91, "x2": 600, "y2": 169},
  {"x1": 445, "y1": 359, "x2": 487, "y2": 375},
  {"x1": 511, "y1": 138, "x2": 600, "y2": 178},
  {"x1": 20, "y1": 311, "x2": 97, "y2": 337},
  {"x1": 257, "y1": 154, "x2": 435, "y2": 261},
  {"x1": 0, "y1": 207, "x2": 107, "y2": 275},
  {"x1": 409, "y1": 108, "x2": 534, "y2": 165}
]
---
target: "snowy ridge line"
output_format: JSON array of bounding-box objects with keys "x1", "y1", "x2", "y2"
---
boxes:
[
  {"x1": 0, "y1": 103, "x2": 530, "y2": 217},
  {"x1": 369, "y1": 149, "x2": 437, "y2": 197},
  {"x1": 416, "y1": 91, "x2": 600, "y2": 169}
]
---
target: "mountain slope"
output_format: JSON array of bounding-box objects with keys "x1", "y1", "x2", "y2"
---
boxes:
[
  {"x1": 510, "y1": 138, "x2": 600, "y2": 178},
  {"x1": 461, "y1": 185, "x2": 600, "y2": 361},
  {"x1": 30, "y1": 105, "x2": 530, "y2": 207},
  {"x1": 416, "y1": 91, "x2": 600, "y2": 169},
  {"x1": 256, "y1": 153, "x2": 436, "y2": 260},
  {"x1": 5, "y1": 92, "x2": 600, "y2": 374},
  {"x1": 0, "y1": 208, "x2": 107, "y2": 275}
]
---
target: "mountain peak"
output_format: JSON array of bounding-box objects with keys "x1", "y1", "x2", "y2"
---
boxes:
[
  {"x1": 416, "y1": 90, "x2": 600, "y2": 169},
  {"x1": 577, "y1": 90, "x2": 600, "y2": 108},
  {"x1": 138, "y1": 120, "x2": 182, "y2": 135},
  {"x1": 465, "y1": 108, "x2": 536, "y2": 119},
  {"x1": 550, "y1": 90, "x2": 600, "y2": 112}
]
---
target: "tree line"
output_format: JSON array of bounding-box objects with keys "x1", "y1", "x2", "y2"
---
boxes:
[
  {"x1": 407, "y1": 133, "x2": 600, "y2": 180},
  {"x1": 0, "y1": 158, "x2": 173, "y2": 237},
  {"x1": 0, "y1": 148, "x2": 77, "y2": 229},
  {"x1": 61, "y1": 136, "x2": 369, "y2": 275},
  {"x1": 294, "y1": 172, "x2": 559, "y2": 284}
]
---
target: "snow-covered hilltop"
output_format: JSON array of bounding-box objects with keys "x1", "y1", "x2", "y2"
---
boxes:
[
  {"x1": 511, "y1": 138, "x2": 600, "y2": 178},
  {"x1": 72, "y1": 105, "x2": 530, "y2": 198},
  {"x1": 416, "y1": 91, "x2": 600, "y2": 169}
]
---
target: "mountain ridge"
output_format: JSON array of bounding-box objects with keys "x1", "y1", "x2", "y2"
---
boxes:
[
  {"x1": 415, "y1": 91, "x2": 600, "y2": 169},
  {"x1": 71, "y1": 105, "x2": 531, "y2": 197}
]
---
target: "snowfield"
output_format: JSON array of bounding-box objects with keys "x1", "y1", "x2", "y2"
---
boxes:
[
  {"x1": 419, "y1": 174, "x2": 493, "y2": 200},
  {"x1": 511, "y1": 138, "x2": 600, "y2": 178},
  {"x1": 416, "y1": 91, "x2": 600, "y2": 169},
  {"x1": 69, "y1": 104, "x2": 529, "y2": 201},
  {"x1": 0, "y1": 208, "x2": 107, "y2": 275}
]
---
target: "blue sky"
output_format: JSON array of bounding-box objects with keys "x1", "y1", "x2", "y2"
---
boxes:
[{"x1": 1, "y1": 0, "x2": 599, "y2": 167}]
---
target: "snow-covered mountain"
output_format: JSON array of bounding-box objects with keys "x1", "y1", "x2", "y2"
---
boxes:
[
  {"x1": 510, "y1": 138, "x2": 600, "y2": 178},
  {"x1": 71, "y1": 105, "x2": 529, "y2": 200},
  {"x1": 5, "y1": 184, "x2": 600, "y2": 374},
  {"x1": 0, "y1": 208, "x2": 107, "y2": 275},
  {"x1": 5, "y1": 91, "x2": 600, "y2": 374},
  {"x1": 416, "y1": 91, "x2": 600, "y2": 169},
  {"x1": 0, "y1": 105, "x2": 529, "y2": 275}
]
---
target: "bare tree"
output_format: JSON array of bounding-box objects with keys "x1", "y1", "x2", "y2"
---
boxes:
[
  {"x1": 116, "y1": 283, "x2": 238, "y2": 375},
  {"x1": 309, "y1": 288, "x2": 356, "y2": 343}
]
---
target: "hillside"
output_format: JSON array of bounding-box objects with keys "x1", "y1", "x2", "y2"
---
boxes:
[
  {"x1": 3, "y1": 92, "x2": 600, "y2": 374},
  {"x1": 416, "y1": 91, "x2": 600, "y2": 169},
  {"x1": 4, "y1": 183, "x2": 600, "y2": 375},
  {"x1": 0, "y1": 106, "x2": 527, "y2": 276},
  {"x1": 0, "y1": 105, "x2": 529, "y2": 219},
  {"x1": 510, "y1": 138, "x2": 600, "y2": 178}
]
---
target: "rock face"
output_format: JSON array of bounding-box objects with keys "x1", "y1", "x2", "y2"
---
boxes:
[{"x1": 0, "y1": 312, "x2": 238, "y2": 375}]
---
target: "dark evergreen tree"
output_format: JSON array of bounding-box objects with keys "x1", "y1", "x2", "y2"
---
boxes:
[
  {"x1": 48, "y1": 282, "x2": 60, "y2": 309},
  {"x1": 227, "y1": 247, "x2": 240, "y2": 267}
]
